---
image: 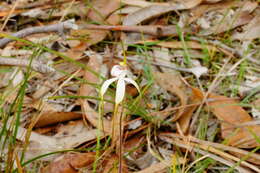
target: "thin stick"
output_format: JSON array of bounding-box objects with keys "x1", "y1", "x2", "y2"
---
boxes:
[
  {"x1": 1, "y1": 0, "x2": 20, "y2": 31},
  {"x1": 119, "y1": 105, "x2": 123, "y2": 173},
  {"x1": 0, "y1": 57, "x2": 55, "y2": 74},
  {"x1": 161, "y1": 133, "x2": 260, "y2": 163},
  {"x1": 83, "y1": 24, "x2": 192, "y2": 37},
  {"x1": 0, "y1": 20, "x2": 78, "y2": 48},
  {"x1": 161, "y1": 136, "x2": 252, "y2": 173}
]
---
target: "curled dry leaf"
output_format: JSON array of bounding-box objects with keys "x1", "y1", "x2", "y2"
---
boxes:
[
  {"x1": 189, "y1": 0, "x2": 243, "y2": 23},
  {"x1": 123, "y1": 0, "x2": 202, "y2": 26},
  {"x1": 87, "y1": 0, "x2": 120, "y2": 22},
  {"x1": 1, "y1": 116, "x2": 99, "y2": 161},
  {"x1": 121, "y1": 0, "x2": 202, "y2": 47},
  {"x1": 203, "y1": 0, "x2": 223, "y2": 3},
  {"x1": 54, "y1": 120, "x2": 100, "y2": 149},
  {"x1": 178, "y1": 88, "x2": 203, "y2": 134},
  {"x1": 232, "y1": 12, "x2": 260, "y2": 41},
  {"x1": 208, "y1": 93, "x2": 260, "y2": 148},
  {"x1": 102, "y1": 154, "x2": 129, "y2": 173},
  {"x1": 153, "y1": 71, "x2": 188, "y2": 122},
  {"x1": 86, "y1": 0, "x2": 120, "y2": 41},
  {"x1": 41, "y1": 152, "x2": 96, "y2": 173},
  {"x1": 121, "y1": 0, "x2": 170, "y2": 8},
  {"x1": 199, "y1": 1, "x2": 257, "y2": 36},
  {"x1": 69, "y1": 0, "x2": 121, "y2": 49},
  {"x1": 34, "y1": 112, "x2": 82, "y2": 127},
  {"x1": 78, "y1": 52, "x2": 111, "y2": 133}
]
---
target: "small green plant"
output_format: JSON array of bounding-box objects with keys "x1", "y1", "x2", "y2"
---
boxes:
[{"x1": 99, "y1": 64, "x2": 140, "y2": 173}]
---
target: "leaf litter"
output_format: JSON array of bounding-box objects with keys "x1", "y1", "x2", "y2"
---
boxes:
[{"x1": 1, "y1": 0, "x2": 260, "y2": 172}]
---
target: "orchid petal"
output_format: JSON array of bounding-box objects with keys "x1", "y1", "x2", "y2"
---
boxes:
[
  {"x1": 124, "y1": 78, "x2": 140, "y2": 93},
  {"x1": 111, "y1": 65, "x2": 127, "y2": 77},
  {"x1": 100, "y1": 77, "x2": 118, "y2": 97},
  {"x1": 115, "y1": 78, "x2": 126, "y2": 104}
]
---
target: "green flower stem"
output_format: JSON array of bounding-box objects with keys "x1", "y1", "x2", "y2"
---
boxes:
[
  {"x1": 93, "y1": 96, "x2": 105, "y2": 173},
  {"x1": 112, "y1": 103, "x2": 123, "y2": 173}
]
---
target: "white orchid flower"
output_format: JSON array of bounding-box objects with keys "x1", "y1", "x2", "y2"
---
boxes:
[{"x1": 100, "y1": 65, "x2": 140, "y2": 104}]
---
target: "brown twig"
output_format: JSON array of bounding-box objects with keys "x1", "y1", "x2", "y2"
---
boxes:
[
  {"x1": 0, "y1": 57, "x2": 55, "y2": 74},
  {"x1": 83, "y1": 24, "x2": 192, "y2": 37},
  {"x1": 161, "y1": 133, "x2": 260, "y2": 165},
  {"x1": 0, "y1": 20, "x2": 78, "y2": 48},
  {"x1": 160, "y1": 135, "x2": 253, "y2": 173}
]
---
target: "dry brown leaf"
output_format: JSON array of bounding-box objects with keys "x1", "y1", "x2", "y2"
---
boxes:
[
  {"x1": 64, "y1": 41, "x2": 89, "y2": 60},
  {"x1": 208, "y1": 93, "x2": 260, "y2": 148},
  {"x1": 35, "y1": 112, "x2": 82, "y2": 127},
  {"x1": 189, "y1": 0, "x2": 243, "y2": 23},
  {"x1": 87, "y1": 0, "x2": 120, "y2": 22},
  {"x1": 123, "y1": 0, "x2": 202, "y2": 26},
  {"x1": 102, "y1": 154, "x2": 129, "y2": 173},
  {"x1": 178, "y1": 88, "x2": 203, "y2": 134},
  {"x1": 208, "y1": 94, "x2": 252, "y2": 137},
  {"x1": 153, "y1": 71, "x2": 188, "y2": 122},
  {"x1": 78, "y1": 52, "x2": 111, "y2": 133},
  {"x1": 226, "y1": 125, "x2": 260, "y2": 148},
  {"x1": 1, "y1": 120, "x2": 98, "y2": 161},
  {"x1": 203, "y1": 0, "x2": 223, "y2": 3},
  {"x1": 54, "y1": 120, "x2": 99, "y2": 148},
  {"x1": 80, "y1": 0, "x2": 121, "y2": 46},
  {"x1": 67, "y1": 0, "x2": 121, "y2": 50},
  {"x1": 134, "y1": 157, "x2": 185, "y2": 173},
  {"x1": 124, "y1": 135, "x2": 145, "y2": 153},
  {"x1": 122, "y1": 0, "x2": 171, "y2": 8},
  {"x1": 232, "y1": 12, "x2": 260, "y2": 41},
  {"x1": 199, "y1": 1, "x2": 257, "y2": 36},
  {"x1": 41, "y1": 152, "x2": 95, "y2": 173}
]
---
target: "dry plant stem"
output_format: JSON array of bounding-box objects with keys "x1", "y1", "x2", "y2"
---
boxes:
[
  {"x1": 1, "y1": 0, "x2": 20, "y2": 31},
  {"x1": 189, "y1": 56, "x2": 232, "y2": 133},
  {"x1": 59, "y1": 0, "x2": 76, "y2": 22},
  {"x1": 161, "y1": 136, "x2": 252, "y2": 173},
  {"x1": 16, "y1": 0, "x2": 77, "y2": 9},
  {"x1": 112, "y1": 104, "x2": 123, "y2": 173},
  {"x1": 0, "y1": 57, "x2": 55, "y2": 74},
  {"x1": 162, "y1": 133, "x2": 260, "y2": 170},
  {"x1": 83, "y1": 24, "x2": 192, "y2": 37},
  {"x1": 0, "y1": 20, "x2": 77, "y2": 48},
  {"x1": 191, "y1": 56, "x2": 246, "y2": 135},
  {"x1": 174, "y1": 141, "x2": 252, "y2": 173},
  {"x1": 119, "y1": 105, "x2": 123, "y2": 173}
]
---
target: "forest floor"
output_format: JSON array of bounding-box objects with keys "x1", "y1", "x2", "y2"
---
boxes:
[{"x1": 1, "y1": 0, "x2": 260, "y2": 172}]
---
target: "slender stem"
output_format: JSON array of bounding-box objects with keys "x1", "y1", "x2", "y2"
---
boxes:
[
  {"x1": 112, "y1": 104, "x2": 119, "y2": 143},
  {"x1": 119, "y1": 105, "x2": 124, "y2": 173},
  {"x1": 93, "y1": 96, "x2": 104, "y2": 173},
  {"x1": 112, "y1": 103, "x2": 123, "y2": 173},
  {"x1": 120, "y1": 41, "x2": 127, "y2": 66}
]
